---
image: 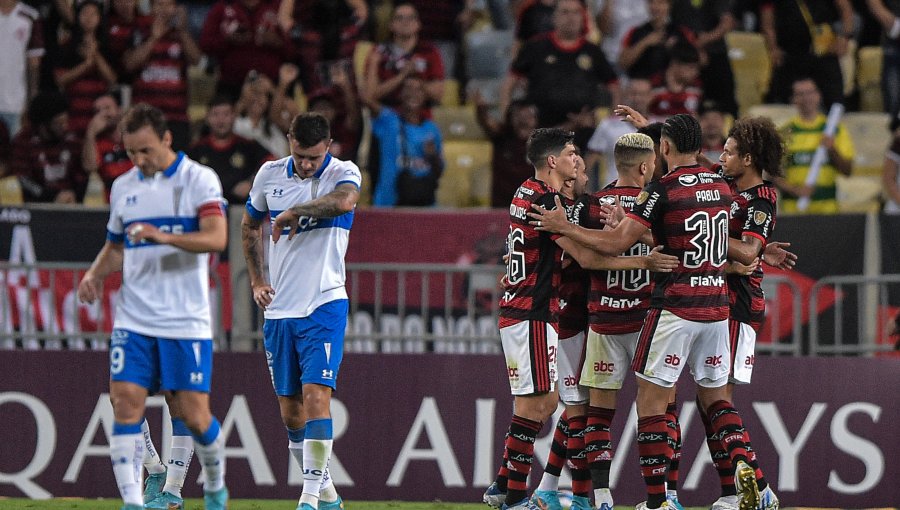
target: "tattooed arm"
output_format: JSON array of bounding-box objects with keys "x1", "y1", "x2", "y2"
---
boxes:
[
  {"x1": 241, "y1": 211, "x2": 274, "y2": 309},
  {"x1": 272, "y1": 183, "x2": 360, "y2": 243}
]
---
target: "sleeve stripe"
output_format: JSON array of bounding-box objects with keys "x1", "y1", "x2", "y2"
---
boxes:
[
  {"x1": 107, "y1": 231, "x2": 125, "y2": 243},
  {"x1": 198, "y1": 201, "x2": 226, "y2": 218},
  {"x1": 246, "y1": 202, "x2": 267, "y2": 221},
  {"x1": 742, "y1": 231, "x2": 767, "y2": 246},
  {"x1": 627, "y1": 212, "x2": 651, "y2": 229}
]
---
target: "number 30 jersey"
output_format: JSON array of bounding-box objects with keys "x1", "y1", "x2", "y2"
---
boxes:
[
  {"x1": 628, "y1": 164, "x2": 733, "y2": 322},
  {"x1": 499, "y1": 177, "x2": 562, "y2": 328}
]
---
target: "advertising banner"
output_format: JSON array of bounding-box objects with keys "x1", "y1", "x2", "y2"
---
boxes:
[{"x1": 1, "y1": 352, "x2": 898, "y2": 507}]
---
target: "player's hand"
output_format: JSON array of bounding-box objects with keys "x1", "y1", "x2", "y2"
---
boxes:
[
  {"x1": 127, "y1": 222, "x2": 165, "y2": 245},
  {"x1": 614, "y1": 104, "x2": 649, "y2": 129},
  {"x1": 252, "y1": 283, "x2": 275, "y2": 309},
  {"x1": 272, "y1": 209, "x2": 299, "y2": 243},
  {"x1": 77, "y1": 273, "x2": 102, "y2": 304},
  {"x1": 727, "y1": 258, "x2": 759, "y2": 275},
  {"x1": 599, "y1": 196, "x2": 625, "y2": 228},
  {"x1": 527, "y1": 195, "x2": 568, "y2": 233},
  {"x1": 645, "y1": 246, "x2": 678, "y2": 272},
  {"x1": 763, "y1": 241, "x2": 797, "y2": 270}
]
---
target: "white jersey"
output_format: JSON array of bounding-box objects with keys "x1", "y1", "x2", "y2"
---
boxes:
[
  {"x1": 246, "y1": 154, "x2": 361, "y2": 319},
  {"x1": 107, "y1": 153, "x2": 225, "y2": 338}
]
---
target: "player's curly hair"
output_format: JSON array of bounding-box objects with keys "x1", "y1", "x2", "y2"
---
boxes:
[
  {"x1": 728, "y1": 116, "x2": 785, "y2": 178},
  {"x1": 526, "y1": 127, "x2": 575, "y2": 167},
  {"x1": 662, "y1": 114, "x2": 701, "y2": 154}
]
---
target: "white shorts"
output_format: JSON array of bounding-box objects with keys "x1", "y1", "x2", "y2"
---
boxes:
[
  {"x1": 632, "y1": 309, "x2": 730, "y2": 388},
  {"x1": 558, "y1": 331, "x2": 589, "y2": 404},
  {"x1": 580, "y1": 328, "x2": 639, "y2": 390},
  {"x1": 728, "y1": 319, "x2": 756, "y2": 384},
  {"x1": 500, "y1": 320, "x2": 559, "y2": 395}
]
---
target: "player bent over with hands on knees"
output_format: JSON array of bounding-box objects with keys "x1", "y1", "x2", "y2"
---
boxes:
[
  {"x1": 241, "y1": 113, "x2": 360, "y2": 510},
  {"x1": 529, "y1": 115, "x2": 772, "y2": 510},
  {"x1": 78, "y1": 103, "x2": 229, "y2": 510}
]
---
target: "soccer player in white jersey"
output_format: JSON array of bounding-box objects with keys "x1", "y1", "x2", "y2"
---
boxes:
[
  {"x1": 77, "y1": 103, "x2": 229, "y2": 510},
  {"x1": 241, "y1": 113, "x2": 361, "y2": 510}
]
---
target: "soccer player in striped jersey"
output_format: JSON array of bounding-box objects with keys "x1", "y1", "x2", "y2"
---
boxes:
[
  {"x1": 77, "y1": 103, "x2": 229, "y2": 510},
  {"x1": 699, "y1": 117, "x2": 785, "y2": 510},
  {"x1": 530, "y1": 114, "x2": 768, "y2": 510},
  {"x1": 242, "y1": 113, "x2": 360, "y2": 510}
]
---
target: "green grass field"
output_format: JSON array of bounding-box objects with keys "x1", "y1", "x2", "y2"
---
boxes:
[{"x1": 0, "y1": 500, "x2": 492, "y2": 510}]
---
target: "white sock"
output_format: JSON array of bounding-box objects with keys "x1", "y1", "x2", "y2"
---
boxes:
[
  {"x1": 290, "y1": 438, "x2": 338, "y2": 503},
  {"x1": 193, "y1": 419, "x2": 225, "y2": 492},
  {"x1": 140, "y1": 419, "x2": 166, "y2": 475},
  {"x1": 163, "y1": 435, "x2": 194, "y2": 497},
  {"x1": 594, "y1": 488, "x2": 614, "y2": 507},
  {"x1": 537, "y1": 472, "x2": 560, "y2": 492},
  {"x1": 298, "y1": 418, "x2": 333, "y2": 508},
  {"x1": 110, "y1": 428, "x2": 144, "y2": 506}
]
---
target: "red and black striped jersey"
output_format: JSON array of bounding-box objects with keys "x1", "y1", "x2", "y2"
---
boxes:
[
  {"x1": 727, "y1": 181, "x2": 777, "y2": 331},
  {"x1": 628, "y1": 164, "x2": 733, "y2": 322},
  {"x1": 130, "y1": 29, "x2": 189, "y2": 123},
  {"x1": 499, "y1": 178, "x2": 563, "y2": 328},
  {"x1": 576, "y1": 184, "x2": 653, "y2": 334},
  {"x1": 558, "y1": 194, "x2": 589, "y2": 339}
]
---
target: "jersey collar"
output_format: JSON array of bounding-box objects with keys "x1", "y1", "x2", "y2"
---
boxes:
[
  {"x1": 287, "y1": 153, "x2": 333, "y2": 179},
  {"x1": 137, "y1": 151, "x2": 184, "y2": 181}
]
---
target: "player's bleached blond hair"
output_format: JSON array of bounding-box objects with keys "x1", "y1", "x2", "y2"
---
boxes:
[{"x1": 614, "y1": 132, "x2": 655, "y2": 170}]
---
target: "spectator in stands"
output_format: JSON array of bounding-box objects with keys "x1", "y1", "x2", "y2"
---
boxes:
[
  {"x1": 11, "y1": 91, "x2": 87, "y2": 203},
  {"x1": 362, "y1": 3, "x2": 445, "y2": 113},
  {"x1": 306, "y1": 63, "x2": 361, "y2": 163},
  {"x1": 698, "y1": 99, "x2": 727, "y2": 162},
  {"x1": 54, "y1": 0, "x2": 117, "y2": 138},
  {"x1": 594, "y1": 0, "x2": 650, "y2": 76},
  {"x1": 233, "y1": 71, "x2": 288, "y2": 158},
  {"x1": 276, "y1": 0, "x2": 367, "y2": 92},
  {"x1": 407, "y1": 0, "x2": 477, "y2": 80},
  {"x1": 585, "y1": 78, "x2": 656, "y2": 186},
  {"x1": 473, "y1": 90, "x2": 538, "y2": 207},
  {"x1": 107, "y1": 0, "x2": 148, "y2": 86},
  {"x1": 364, "y1": 76, "x2": 445, "y2": 207},
  {"x1": 0, "y1": 0, "x2": 43, "y2": 137},
  {"x1": 82, "y1": 91, "x2": 131, "y2": 202},
  {"x1": 501, "y1": 0, "x2": 618, "y2": 147},
  {"x1": 618, "y1": 0, "x2": 697, "y2": 81},
  {"x1": 774, "y1": 77, "x2": 854, "y2": 214},
  {"x1": 670, "y1": 0, "x2": 739, "y2": 118},
  {"x1": 881, "y1": 113, "x2": 900, "y2": 213},
  {"x1": 647, "y1": 41, "x2": 703, "y2": 117},
  {"x1": 189, "y1": 95, "x2": 273, "y2": 206},
  {"x1": 200, "y1": 0, "x2": 289, "y2": 101},
  {"x1": 761, "y1": 0, "x2": 855, "y2": 108},
  {"x1": 867, "y1": 0, "x2": 900, "y2": 120},
  {"x1": 123, "y1": 0, "x2": 202, "y2": 151},
  {"x1": 511, "y1": 0, "x2": 556, "y2": 60}
]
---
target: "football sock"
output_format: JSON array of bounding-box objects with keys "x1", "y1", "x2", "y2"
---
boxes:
[
  {"x1": 140, "y1": 418, "x2": 166, "y2": 475},
  {"x1": 193, "y1": 417, "x2": 225, "y2": 492},
  {"x1": 537, "y1": 411, "x2": 568, "y2": 491},
  {"x1": 706, "y1": 400, "x2": 750, "y2": 465},
  {"x1": 698, "y1": 398, "x2": 735, "y2": 497},
  {"x1": 163, "y1": 418, "x2": 194, "y2": 497},
  {"x1": 567, "y1": 414, "x2": 591, "y2": 498},
  {"x1": 742, "y1": 429, "x2": 768, "y2": 491},
  {"x1": 637, "y1": 415, "x2": 671, "y2": 509},
  {"x1": 288, "y1": 426, "x2": 338, "y2": 502},
  {"x1": 665, "y1": 402, "x2": 682, "y2": 491},
  {"x1": 493, "y1": 427, "x2": 510, "y2": 493},
  {"x1": 299, "y1": 418, "x2": 333, "y2": 507},
  {"x1": 111, "y1": 421, "x2": 144, "y2": 506},
  {"x1": 505, "y1": 414, "x2": 542, "y2": 506},
  {"x1": 586, "y1": 405, "x2": 616, "y2": 500}
]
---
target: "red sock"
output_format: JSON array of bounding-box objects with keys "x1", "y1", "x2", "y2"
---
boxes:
[
  {"x1": 707, "y1": 400, "x2": 750, "y2": 464},
  {"x1": 505, "y1": 414, "x2": 542, "y2": 505},
  {"x1": 665, "y1": 401, "x2": 681, "y2": 491},
  {"x1": 743, "y1": 429, "x2": 768, "y2": 490},
  {"x1": 698, "y1": 398, "x2": 735, "y2": 496},
  {"x1": 543, "y1": 411, "x2": 568, "y2": 477},
  {"x1": 567, "y1": 414, "x2": 591, "y2": 498},
  {"x1": 586, "y1": 406, "x2": 615, "y2": 489},
  {"x1": 637, "y1": 415, "x2": 671, "y2": 508}
]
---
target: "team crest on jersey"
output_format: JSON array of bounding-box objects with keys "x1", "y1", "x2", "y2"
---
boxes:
[
  {"x1": 678, "y1": 174, "x2": 699, "y2": 186},
  {"x1": 754, "y1": 211, "x2": 769, "y2": 225},
  {"x1": 636, "y1": 191, "x2": 650, "y2": 205},
  {"x1": 577, "y1": 54, "x2": 593, "y2": 70},
  {"x1": 545, "y1": 55, "x2": 557, "y2": 65},
  {"x1": 230, "y1": 152, "x2": 245, "y2": 169}
]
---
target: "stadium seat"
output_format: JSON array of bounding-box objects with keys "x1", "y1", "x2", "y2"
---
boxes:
[
  {"x1": 465, "y1": 28, "x2": 514, "y2": 80},
  {"x1": 82, "y1": 173, "x2": 107, "y2": 207},
  {"x1": 838, "y1": 39, "x2": 857, "y2": 97},
  {"x1": 465, "y1": 77, "x2": 503, "y2": 106},
  {"x1": 857, "y1": 46, "x2": 884, "y2": 112},
  {"x1": 0, "y1": 176, "x2": 23, "y2": 205},
  {"x1": 188, "y1": 63, "x2": 217, "y2": 108},
  {"x1": 432, "y1": 105, "x2": 487, "y2": 141},
  {"x1": 442, "y1": 78, "x2": 461, "y2": 107},
  {"x1": 843, "y1": 111, "x2": 892, "y2": 177},
  {"x1": 726, "y1": 31, "x2": 772, "y2": 115},
  {"x1": 836, "y1": 174, "x2": 882, "y2": 213},
  {"x1": 353, "y1": 41, "x2": 374, "y2": 86},
  {"x1": 437, "y1": 140, "x2": 493, "y2": 207},
  {"x1": 745, "y1": 103, "x2": 798, "y2": 128}
]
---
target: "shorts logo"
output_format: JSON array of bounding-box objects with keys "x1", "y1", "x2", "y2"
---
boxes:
[
  {"x1": 190, "y1": 372, "x2": 204, "y2": 384},
  {"x1": 664, "y1": 354, "x2": 681, "y2": 366},
  {"x1": 508, "y1": 367, "x2": 519, "y2": 379},
  {"x1": 593, "y1": 361, "x2": 615, "y2": 373},
  {"x1": 705, "y1": 355, "x2": 723, "y2": 367},
  {"x1": 745, "y1": 355, "x2": 755, "y2": 367},
  {"x1": 563, "y1": 375, "x2": 578, "y2": 387},
  {"x1": 322, "y1": 369, "x2": 334, "y2": 379}
]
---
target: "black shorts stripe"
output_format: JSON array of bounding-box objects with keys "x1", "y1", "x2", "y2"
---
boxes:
[
  {"x1": 530, "y1": 320, "x2": 550, "y2": 393},
  {"x1": 728, "y1": 318, "x2": 740, "y2": 377},
  {"x1": 632, "y1": 308, "x2": 662, "y2": 374}
]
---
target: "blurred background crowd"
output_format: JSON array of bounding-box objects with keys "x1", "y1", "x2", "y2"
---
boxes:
[{"x1": 1, "y1": 0, "x2": 899, "y2": 214}]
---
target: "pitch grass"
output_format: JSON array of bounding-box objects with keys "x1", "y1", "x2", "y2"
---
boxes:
[{"x1": 0, "y1": 500, "x2": 717, "y2": 510}]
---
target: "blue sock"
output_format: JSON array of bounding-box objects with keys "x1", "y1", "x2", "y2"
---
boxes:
[{"x1": 193, "y1": 417, "x2": 221, "y2": 446}]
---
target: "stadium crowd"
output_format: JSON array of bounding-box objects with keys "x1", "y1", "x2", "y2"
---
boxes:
[{"x1": 0, "y1": 0, "x2": 899, "y2": 212}]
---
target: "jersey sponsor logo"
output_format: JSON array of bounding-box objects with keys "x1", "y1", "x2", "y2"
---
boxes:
[
  {"x1": 678, "y1": 174, "x2": 699, "y2": 186},
  {"x1": 599, "y1": 295, "x2": 642, "y2": 308},
  {"x1": 664, "y1": 353, "x2": 681, "y2": 366},
  {"x1": 690, "y1": 275, "x2": 725, "y2": 287},
  {"x1": 125, "y1": 195, "x2": 138, "y2": 206},
  {"x1": 695, "y1": 189, "x2": 721, "y2": 202},
  {"x1": 636, "y1": 191, "x2": 650, "y2": 205},
  {"x1": 599, "y1": 195, "x2": 617, "y2": 206},
  {"x1": 509, "y1": 203, "x2": 527, "y2": 220},
  {"x1": 754, "y1": 211, "x2": 769, "y2": 225}
]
